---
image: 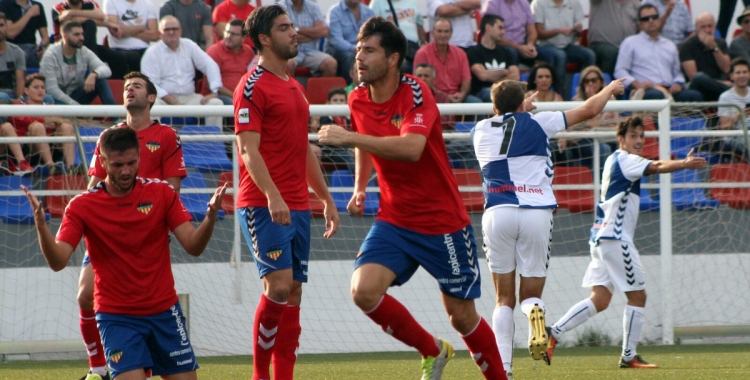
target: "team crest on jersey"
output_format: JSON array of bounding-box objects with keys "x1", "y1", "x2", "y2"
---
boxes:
[
  {"x1": 137, "y1": 202, "x2": 153, "y2": 215},
  {"x1": 266, "y1": 248, "x2": 282, "y2": 261},
  {"x1": 391, "y1": 114, "x2": 403, "y2": 129},
  {"x1": 109, "y1": 350, "x2": 123, "y2": 363},
  {"x1": 146, "y1": 141, "x2": 160, "y2": 152}
]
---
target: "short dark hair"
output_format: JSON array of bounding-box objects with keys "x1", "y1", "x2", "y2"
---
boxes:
[
  {"x1": 479, "y1": 14, "x2": 503, "y2": 38},
  {"x1": 0, "y1": 12, "x2": 6, "y2": 22},
  {"x1": 491, "y1": 80, "x2": 526, "y2": 114},
  {"x1": 228, "y1": 18, "x2": 244, "y2": 31},
  {"x1": 730, "y1": 57, "x2": 750, "y2": 73},
  {"x1": 526, "y1": 62, "x2": 559, "y2": 92},
  {"x1": 24, "y1": 73, "x2": 45, "y2": 88},
  {"x1": 62, "y1": 21, "x2": 82, "y2": 34},
  {"x1": 327, "y1": 87, "x2": 347, "y2": 101},
  {"x1": 357, "y1": 16, "x2": 407, "y2": 70},
  {"x1": 616, "y1": 116, "x2": 644, "y2": 138},
  {"x1": 123, "y1": 71, "x2": 157, "y2": 108},
  {"x1": 415, "y1": 63, "x2": 436, "y2": 76},
  {"x1": 245, "y1": 5, "x2": 287, "y2": 52},
  {"x1": 100, "y1": 127, "x2": 139, "y2": 159},
  {"x1": 638, "y1": 4, "x2": 658, "y2": 19}
]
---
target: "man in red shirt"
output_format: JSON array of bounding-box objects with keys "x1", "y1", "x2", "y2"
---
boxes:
[
  {"x1": 23, "y1": 126, "x2": 226, "y2": 380},
  {"x1": 77, "y1": 71, "x2": 187, "y2": 380},
  {"x1": 206, "y1": 18, "x2": 256, "y2": 106},
  {"x1": 212, "y1": 0, "x2": 255, "y2": 46},
  {"x1": 233, "y1": 6, "x2": 338, "y2": 380},
  {"x1": 319, "y1": 17, "x2": 505, "y2": 380}
]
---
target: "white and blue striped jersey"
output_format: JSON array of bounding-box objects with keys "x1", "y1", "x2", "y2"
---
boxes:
[
  {"x1": 590, "y1": 150, "x2": 652, "y2": 244},
  {"x1": 473, "y1": 111, "x2": 567, "y2": 210}
]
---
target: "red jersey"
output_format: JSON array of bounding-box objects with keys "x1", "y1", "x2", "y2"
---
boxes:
[
  {"x1": 56, "y1": 179, "x2": 192, "y2": 315},
  {"x1": 8, "y1": 100, "x2": 51, "y2": 137},
  {"x1": 88, "y1": 121, "x2": 187, "y2": 180},
  {"x1": 233, "y1": 66, "x2": 309, "y2": 210},
  {"x1": 349, "y1": 75, "x2": 470, "y2": 234},
  {"x1": 212, "y1": 0, "x2": 255, "y2": 47}
]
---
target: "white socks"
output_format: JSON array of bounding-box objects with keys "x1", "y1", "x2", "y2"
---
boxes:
[
  {"x1": 622, "y1": 305, "x2": 645, "y2": 359},
  {"x1": 551, "y1": 298, "x2": 597, "y2": 339},
  {"x1": 492, "y1": 305, "x2": 514, "y2": 374}
]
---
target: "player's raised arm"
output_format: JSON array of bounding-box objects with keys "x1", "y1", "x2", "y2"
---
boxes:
[
  {"x1": 305, "y1": 145, "x2": 339, "y2": 237},
  {"x1": 172, "y1": 184, "x2": 228, "y2": 256},
  {"x1": 645, "y1": 148, "x2": 707, "y2": 174},
  {"x1": 564, "y1": 78, "x2": 625, "y2": 126},
  {"x1": 22, "y1": 185, "x2": 75, "y2": 271}
]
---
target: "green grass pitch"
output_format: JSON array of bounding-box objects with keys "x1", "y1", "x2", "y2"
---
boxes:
[{"x1": 1, "y1": 344, "x2": 748, "y2": 379}]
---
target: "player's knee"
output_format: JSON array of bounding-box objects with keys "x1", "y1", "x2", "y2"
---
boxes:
[
  {"x1": 495, "y1": 293, "x2": 516, "y2": 308},
  {"x1": 446, "y1": 304, "x2": 478, "y2": 334},
  {"x1": 265, "y1": 285, "x2": 291, "y2": 303},
  {"x1": 625, "y1": 290, "x2": 647, "y2": 307},
  {"x1": 350, "y1": 286, "x2": 382, "y2": 311},
  {"x1": 77, "y1": 287, "x2": 94, "y2": 309}
]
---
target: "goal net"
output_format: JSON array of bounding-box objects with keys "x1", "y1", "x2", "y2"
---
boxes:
[{"x1": 1, "y1": 102, "x2": 749, "y2": 360}]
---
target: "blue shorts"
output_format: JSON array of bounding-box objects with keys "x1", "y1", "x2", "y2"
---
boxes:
[
  {"x1": 238, "y1": 207, "x2": 311, "y2": 282},
  {"x1": 355, "y1": 221, "x2": 482, "y2": 300},
  {"x1": 96, "y1": 302, "x2": 198, "y2": 379}
]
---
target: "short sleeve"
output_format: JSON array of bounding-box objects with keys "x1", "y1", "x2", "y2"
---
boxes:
[
  {"x1": 618, "y1": 152, "x2": 651, "y2": 182},
  {"x1": 233, "y1": 73, "x2": 265, "y2": 135},
  {"x1": 400, "y1": 82, "x2": 438, "y2": 137},
  {"x1": 56, "y1": 197, "x2": 85, "y2": 250},
  {"x1": 164, "y1": 184, "x2": 193, "y2": 227},
  {"x1": 531, "y1": 111, "x2": 566, "y2": 137},
  {"x1": 160, "y1": 128, "x2": 187, "y2": 179}
]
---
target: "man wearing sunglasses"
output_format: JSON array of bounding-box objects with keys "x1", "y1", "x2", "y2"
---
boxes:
[{"x1": 614, "y1": 3, "x2": 702, "y2": 102}]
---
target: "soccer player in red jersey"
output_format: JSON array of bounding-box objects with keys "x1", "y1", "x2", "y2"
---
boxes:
[
  {"x1": 233, "y1": 5, "x2": 339, "y2": 380},
  {"x1": 318, "y1": 17, "x2": 506, "y2": 380},
  {"x1": 23, "y1": 127, "x2": 227, "y2": 380},
  {"x1": 78, "y1": 71, "x2": 187, "y2": 380}
]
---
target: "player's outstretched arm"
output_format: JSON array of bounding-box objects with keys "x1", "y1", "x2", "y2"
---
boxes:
[
  {"x1": 21, "y1": 185, "x2": 75, "y2": 271},
  {"x1": 564, "y1": 78, "x2": 626, "y2": 127},
  {"x1": 305, "y1": 145, "x2": 339, "y2": 238},
  {"x1": 645, "y1": 148, "x2": 707, "y2": 175},
  {"x1": 319, "y1": 124, "x2": 428, "y2": 162},
  {"x1": 236, "y1": 131, "x2": 291, "y2": 225},
  {"x1": 348, "y1": 149, "x2": 374, "y2": 217},
  {"x1": 172, "y1": 184, "x2": 228, "y2": 256}
]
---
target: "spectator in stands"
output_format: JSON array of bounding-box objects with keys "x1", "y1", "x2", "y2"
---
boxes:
[
  {"x1": 573, "y1": 65, "x2": 618, "y2": 122},
  {"x1": 466, "y1": 14, "x2": 519, "y2": 103},
  {"x1": 588, "y1": 0, "x2": 639, "y2": 76},
  {"x1": 531, "y1": 0, "x2": 595, "y2": 98},
  {"x1": 311, "y1": 87, "x2": 355, "y2": 171},
  {"x1": 526, "y1": 62, "x2": 562, "y2": 101},
  {"x1": 370, "y1": 0, "x2": 426, "y2": 72},
  {"x1": 52, "y1": 0, "x2": 129, "y2": 79},
  {"x1": 427, "y1": 0, "x2": 478, "y2": 48},
  {"x1": 0, "y1": 13, "x2": 25, "y2": 104},
  {"x1": 160, "y1": 0, "x2": 214, "y2": 49},
  {"x1": 414, "y1": 62, "x2": 454, "y2": 129},
  {"x1": 729, "y1": 7, "x2": 750, "y2": 62},
  {"x1": 212, "y1": 0, "x2": 255, "y2": 45},
  {"x1": 706, "y1": 57, "x2": 750, "y2": 163},
  {"x1": 141, "y1": 16, "x2": 224, "y2": 128},
  {"x1": 0, "y1": 0, "x2": 48, "y2": 68},
  {"x1": 343, "y1": 61, "x2": 360, "y2": 94},
  {"x1": 641, "y1": 0, "x2": 693, "y2": 47},
  {"x1": 40, "y1": 21, "x2": 116, "y2": 105},
  {"x1": 482, "y1": 0, "x2": 558, "y2": 90},
  {"x1": 414, "y1": 18, "x2": 479, "y2": 104},
  {"x1": 206, "y1": 19, "x2": 254, "y2": 106},
  {"x1": 3, "y1": 73, "x2": 77, "y2": 174},
  {"x1": 614, "y1": 4, "x2": 702, "y2": 101},
  {"x1": 326, "y1": 0, "x2": 374, "y2": 83},
  {"x1": 279, "y1": 0, "x2": 337, "y2": 77},
  {"x1": 104, "y1": 0, "x2": 159, "y2": 76},
  {"x1": 679, "y1": 12, "x2": 731, "y2": 102}
]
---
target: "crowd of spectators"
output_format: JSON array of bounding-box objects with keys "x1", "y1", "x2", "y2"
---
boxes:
[{"x1": 0, "y1": 0, "x2": 749, "y2": 174}]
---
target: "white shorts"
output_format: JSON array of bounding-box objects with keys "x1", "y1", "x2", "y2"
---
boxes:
[
  {"x1": 582, "y1": 240, "x2": 646, "y2": 292},
  {"x1": 295, "y1": 50, "x2": 333, "y2": 73},
  {"x1": 482, "y1": 207, "x2": 553, "y2": 277}
]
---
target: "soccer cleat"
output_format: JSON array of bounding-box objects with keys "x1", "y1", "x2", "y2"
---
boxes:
[
  {"x1": 9, "y1": 159, "x2": 34, "y2": 176},
  {"x1": 420, "y1": 338, "x2": 454, "y2": 380},
  {"x1": 78, "y1": 371, "x2": 110, "y2": 380},
  {"x1": 528, "y1": 304, "x2": 548, "y2": 361},
  {"x1": 619, "y1": 355, "x2": 659, "y2": 369},
  {"x1": 544, "y1": 326, "x2": 557, "y2": 365}
]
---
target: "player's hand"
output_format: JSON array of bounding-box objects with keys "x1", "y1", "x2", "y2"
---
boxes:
[
  {"x1": 347, "y1": 192, "x2": 366, "y2": 218},
  {"x1": 268, "y1": 194, "x2": 291, "y2": 226},
  {"x1": 21, "y1": 185, "x2": 45, "y2": 222},
  {"x1": 207, "y1": 183, "x2": 228, "y2": 215},
  {"x1": 322, "y1": 199, "x2": 339, "y2": 238},
  {"x1": 683, "y1": 148, "x2": 707, "y2": 169},
  {"x1": 84, "y1": 74, "x2": 96, "y2": 93},
  {"x1": 608, "y1": 78, "x2": 626, "y2": 96},
  {"x1": 319, "y1": 124, "x2": 350, "y2": 146},
  {"x1": 523, "y1": 91, "x2": 538, "y2": 112},
  {"x1": 557, "y1": 138, "x2": 568, "y2": 152}
]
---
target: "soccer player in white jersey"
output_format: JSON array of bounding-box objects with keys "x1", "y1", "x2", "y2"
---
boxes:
[
  {"x1": 546, "y1": 116, "x2": 707, "y2": 369},
  {"x1": 472, "y1": 78, "x2": 624, "y2": 376}
]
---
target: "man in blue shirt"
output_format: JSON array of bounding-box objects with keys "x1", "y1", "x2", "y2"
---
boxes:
[{"x1": 326, "y1": 0, "x2": 374, "y2": 83}]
